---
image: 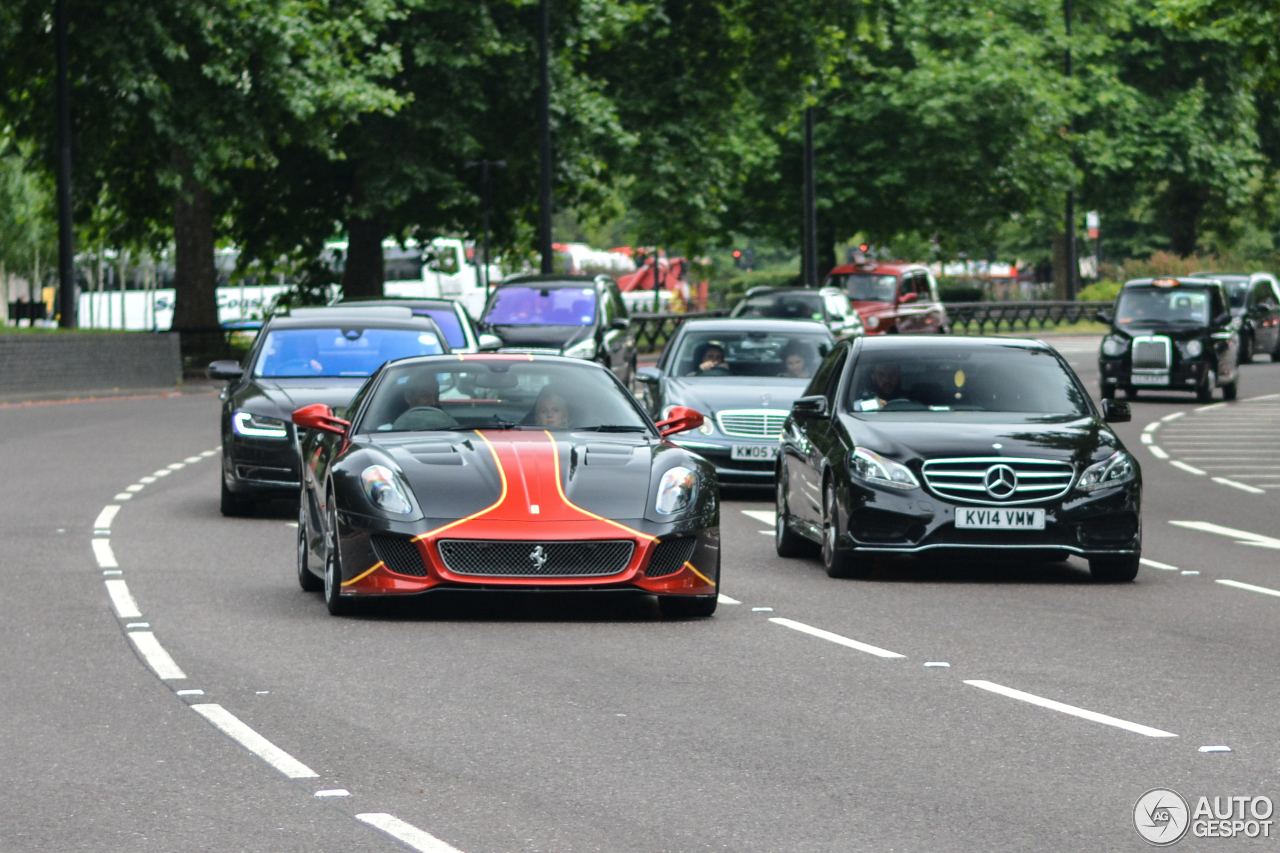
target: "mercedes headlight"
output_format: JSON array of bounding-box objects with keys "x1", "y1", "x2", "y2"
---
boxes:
[
  {"x1": 655, "y1": 467, "x2": 698, "y2": 515},
  {"x1": 361, "y1": 465, "x2": 415, "y2": 515},
  {"x1": 1101, "y1": 336, "x2": 1127, "y2": 357},
  {"x1": 563, "y1": 338, "x2": 597, "y2": 359},
  {"x1": 697, "y1": 417, "x2": 715, "y2": 435},
  {"x1": 232, "y1": 411, "x2": 289, "y2": 438},
  {"x1": 1077, "y1": 451, "x2": 1135, "y2": 492},
  {"x1": 851, "y1": 447, "x2": 919, "y2": 490}
]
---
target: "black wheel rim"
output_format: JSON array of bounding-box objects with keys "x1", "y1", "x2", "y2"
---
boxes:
[
  {"x1": 325, "y1": 505, "x2": 339, "y2": 602},
  {"x1": 297, "y1": 504, "x2": 306, "y2": 576},
  {"x1": 775, "y1": 474, "x2": 787, "y2": 546},
  {"x1": 822, "y1": 483, "x2": 835, "y2": 565}
]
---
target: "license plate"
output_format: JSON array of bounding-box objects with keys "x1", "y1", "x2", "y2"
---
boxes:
[
  {"x1": 730, "y1": 445, "x2": 778, "y2": 461},
  {"x1": 954, "y1": 508, "x2": 1045, "y2": 530},
  {"x1": 1131, "y1": 373, "x2": 1169, "y2": 386}
]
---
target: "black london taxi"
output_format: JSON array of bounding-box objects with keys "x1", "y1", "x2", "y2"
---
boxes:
[{"x1": 1097, "y1": 277, "x2": 1241, "y2": 402}]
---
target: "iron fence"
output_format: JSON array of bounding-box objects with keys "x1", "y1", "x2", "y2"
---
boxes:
[
  {"x1": 943, "y1": 301, "x2": 1113, "y2": 334},
  {"x1": 629, "y1": 309, "x2": 730, "y2": 352}
]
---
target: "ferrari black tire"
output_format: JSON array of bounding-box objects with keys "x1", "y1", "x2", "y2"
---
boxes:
[
  {"x1": 775, "y1": 464, "x2": 812, "y2": 558},
  {"x1": 1222, "y1": 380, "x2": 1238, "y2": 401},
  {"x1": 1100, "y1": 383, "x2": 1115, "y2": 400},
  {"x1": 658, "y1": 594, "x2": 718, "y2": 618},
  {"x1": 1240, "y1": 334, "x2": 1254, "y2": 364},
  {"x1": 297, "y1": 500, "x2": 322, "y2": 592},
  {"x1": 1088, "y1": 555, "x2": 1140, "y2": 583},
  {"x1": 323, "y1": 498, "x2": 353, "y2": 615},
  {"x1": 220, "y1": 477, "x2": 256, "y2": 517},
  {"x1": 1196, "y1": 369, "x2": 1216, "y2": 403},
  {"x1": 822, "y1": 479, "x2": 868, "y2": 579}
]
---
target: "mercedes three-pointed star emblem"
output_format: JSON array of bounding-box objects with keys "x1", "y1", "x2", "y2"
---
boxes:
[{"x1": 983, "y1": 464, "x2": 1018, "y2": 499}]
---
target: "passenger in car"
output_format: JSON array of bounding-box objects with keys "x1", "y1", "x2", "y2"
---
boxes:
[
  {"x1": 533, "y1": 387, "x2": 571, "y2": 428},
  {"x1": 777, "y1": 341, "x2": 814, "y2": 378}
]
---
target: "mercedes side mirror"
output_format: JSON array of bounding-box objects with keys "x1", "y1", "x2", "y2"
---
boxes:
[
  {"x1": 292, "y1": 404, "x2": 350, "y2": 436},
  {"x1": 208, "y1": 360, "x2": 244, "y2": 381},
  {"x1": 1101, "y1": 399, "x2": 1131, "y2": 423},
  {"x1": 635, "y1": 366, "x2": 661, "y2": 384},
  {"x1": 611, "y1": 317, "x2": 630, "y2": 331},
  {"x1": 477, "y1": 333, "x2": 503, "y2": 351},
  {"x1": 792, "y1": 395, "x2": 828, "y2": 418},
  {"x1": 655, "y1": 406, "x2": 704, "y2": 437}
]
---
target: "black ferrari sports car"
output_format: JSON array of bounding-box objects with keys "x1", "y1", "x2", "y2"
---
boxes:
[
  {"x1": 292, "y1": 354, "x2": 720, "y2": 616},
  {"x1": 209, "y1": 306, "x2": 449, "y2": 515},
  {"x1": 776, "y1": 336, "x2": 1142, "y2": 581}
]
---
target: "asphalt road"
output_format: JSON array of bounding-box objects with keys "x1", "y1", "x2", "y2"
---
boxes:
[{"x1": 4, "y1": 335, "x2": 1280, "y2": 851}]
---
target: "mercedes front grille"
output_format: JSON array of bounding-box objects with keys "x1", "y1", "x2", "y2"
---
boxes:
[
  {"x1": 715, "y1": 409, "x2": 789, "y2": 439},
  {"x1": 921, "y1": 457, "x2": 1075, "y2": 505}
]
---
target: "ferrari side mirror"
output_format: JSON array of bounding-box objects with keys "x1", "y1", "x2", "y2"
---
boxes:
[
  {"x1": 292, "y1": 404, "x2": 350, "y2": 436},
  {"x1": 656, "y1": 406, "x2": 704, "y2": 437}
]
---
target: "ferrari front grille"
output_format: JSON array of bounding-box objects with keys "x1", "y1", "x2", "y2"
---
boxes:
[
  {"x1": 645, "y1": 537, "x2": 698, "y2": 577},
  {"x1": 371, "y1": 535, "x2": 428, "y2": 577},
  {"x1": 1131, "y1": 336, "x2": 1171, "y2": 370},
  {"x1": 437, "y1": 540, "x2": 634, "y2": 577},
  {"x1": 715, "y1": 409, "x2": 788, "y2": 439},
  {"x1": 921, "y1": 457, "x2": 1075, "y2": 505}
]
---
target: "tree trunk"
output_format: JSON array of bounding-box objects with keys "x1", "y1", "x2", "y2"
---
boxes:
[
  {"x1": 171, "y1": 152, "x2": 219, "y2": 331},
  {"x1": 1051, "y1": 231, "x2": 1069, "y2": 301},
  {"x1": 342, "y1": 216, "x2": 385, "y2": 299},
  {"x1": 1167, "y1": 182, "x2": 1207, "y2": 257}
]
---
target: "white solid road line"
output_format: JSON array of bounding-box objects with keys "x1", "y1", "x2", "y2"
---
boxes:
[
  {"x1": 1170, "y1": 461, "x2": 1206, "y2": 475},
  {"x1": 963, "y1": 680, "x2": 1177, "y2": 738},
  {"x1": 1217, "y1": 579, "x2": 1280, "y2": 598},
  {"x1": 93, "y1": 505, "x2": 120, "y2": 530},
  {"x1": 191, "y1": 704, "x2": 317, "y2": 778},
  {"x1": 717, "y1": 594, "x2": 742, "y2": 605},
  {"x1": 741, "y1": 509, "x2": 776, "y2": 525},
  {"x1": 769, "y1": 617, "x2": 906, "y2": 659},
  {"x1": 1140, "y1": 558, "x2": 1178, "y2": 571},
  {"x1": 356, "y1": 813, "x2": 464, "y2": 853},
  {"x1": 1196, "y1": 402, "x2": 1227, "y2": 412},
  {"x1": 1161, "y1": 411, "x2": 1187, "y2": 421},
  {"x1": 128, "y1": 631, "x2": 186, "y2": 680},
  {"x1": 92, "y1": 539, "x2": 118, "y2": 568},
  {"x1": 1149, "y1": 446, "x2": 1169, "y2": 459},
  {"x1": 1143, "y1": 422, "x2": 1160, "y2": 433},
  {"x1": 1170, "y1": 520, "x2": 1280, "y2": 550},
  {"x1": 1245, "y1": 393, "x2": 1280, "y2": 401},
  {"x1": 1212, "y1": 477, "x2": 1265, "y2": 494},
  {"x1": 104, "y1": 578, "x2": 141, "y2": 618}
]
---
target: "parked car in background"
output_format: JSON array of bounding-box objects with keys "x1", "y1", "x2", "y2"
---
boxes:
[
  {"x1": 208, "y1": 306, "x2": 449, "y2": 516},
  {"x1": 729, "y1": 286, "x2": 865, "y2": 340},
  {"x1": 335, "y1": 297, "x2": 502, "y2": 353},
  {"x1": 1097, "y1": 277, "x2": 1240, "y2": 401},
  {"x1": 1190, "y1": 271, "x2": 1280, "y2": 363},
  {"x1": 823, "y1": 261, "x2": 949, "y2": 334},
  {"x1": 481, "y1": 274, "x2": 637, "y2": 385},
  {"x1": 635, "y1": 319, "x2": 836, "y2": 484}
]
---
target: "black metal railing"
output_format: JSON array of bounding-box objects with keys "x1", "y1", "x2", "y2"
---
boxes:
[
  {"x1": 629, "y1": 309, "x2": 729, "y2": 352},
  {"x1": 7, "y1": 301, "x2": 48, "y2": 321},
  {"x1": 943, "y1": 301, "x2": 1113, "y2": 334}
]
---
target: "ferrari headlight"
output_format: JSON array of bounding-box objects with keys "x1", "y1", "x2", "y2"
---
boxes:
[
  {"x1": 232, "y1": 411, "x2": 288, "y2": 438},
  {"x1": 1183, "y1": 339, "x2": 1203, "y2": 358},
  {"x1": 851, "y1": 447, "x2": 919, "y2": 490},
  {"x1": 1077, "y1": 451, "x2": 1135, "y2": 492},
  {"x1": 563, "y1": 338, "x2": 597, "y2": 359},
  {"x1": 655, "y1": 466, "x2": 697, "y2": 515},
  {"x1": 1101, "y1": 336, "x2": 1127, "y2": 357},
  {"x1": 361, "y1": 465, "x2": 414, "y2": 514}
]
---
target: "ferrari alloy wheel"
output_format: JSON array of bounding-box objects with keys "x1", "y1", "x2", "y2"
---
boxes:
[
  {"x1": 297, "y1": 500, "x2": 322, "y2": 592},
  {"x1": 658, "y1": 552, "x2": 719, "y2": 618},
  {"x1": 822, "y1": 479, "x2": 866, "y2": 579},
  {"x1": 323, "y1": 498, "x2": 353, "y2": 615},
  {"x1": 1196, "y1": 369, "x2": 1217, "y2": 403},
  {"x1": 1088, "y1": 554, "x2": 1140, "y2": 583},
  {"x1": 775, "y1": 464, "x2": 811, "y2": 558}
]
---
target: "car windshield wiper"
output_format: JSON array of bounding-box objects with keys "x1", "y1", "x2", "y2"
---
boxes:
[{"x1": 580, "y1": 424, "x2": 648, "y2": 432}]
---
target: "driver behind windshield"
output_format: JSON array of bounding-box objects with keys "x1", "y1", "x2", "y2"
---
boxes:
[
  {"x1": 392, "y1": 373, "x2": 459, "y2": 431},
  {"x1": 688, "y1": 342, "x2": 730, "y2": 376}
]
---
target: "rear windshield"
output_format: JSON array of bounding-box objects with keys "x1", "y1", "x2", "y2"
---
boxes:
[
  {"x1": 732, "y1": 292, "x2": 825, "y2": 321},
  {"x1": 254, "y1": 327, "x2": 444, "y2": 377},
  {"x1": 1115, "y1": 288, "x2": 1210, "y2": 326},
  {"x1": 484, "y1": 286, "x2": 597, "y2": 326},
  {"x1": 359, "y1": 360, "x2": 649, "y2": 433},
  {"x1": 846, "y1": 345, "x2": 1089, "y2": 416},
  {"x1": 831, "y1": 273, "x2": 898, "y2": 302},
  {"x1": 419, "y1": 308, "x2": 467, "y2": 349},
  {"x1": 671, "y1": 330, "x2": 833, "y2": 379}
]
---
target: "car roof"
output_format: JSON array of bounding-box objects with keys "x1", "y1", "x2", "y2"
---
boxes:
[
  {"x1": 1122, "y1": 277, "x2": 1223, "y2": 289},
  {"x1": 826, "y1": 261, "x2": 926, "y2": 276},
  {"x1": 265, "y1": 306, "x2": 447, "y2": 333},
  {"x1": 741, "y1": 286, "x2": 842, "y2": 297},
  {"x1": 336, "y1": 298, "x2": 459, "y2": 310},
  {"x1": 858, "y1": 335, "x2": 1053, "y2": 352},
  {"x1": 499, "y1": 274, "x2": 608, "y2": 287},
  {"x1": 677, "y1": 318, "x2": 833, "y2": 334},
  {"x1": 377, "y1": 352, "x2": 611, "y2": 371}
]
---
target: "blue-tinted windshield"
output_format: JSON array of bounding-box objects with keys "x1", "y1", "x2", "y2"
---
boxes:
[
  {"x1": 485, "y1": 286, "x2": 597, "y2": 326},
  {"x1": 420, "y1": 309, "x2": 467, "y2": 349},
  {"x1": 255, "y1": 328, "x2": 444, "y2": 377}
]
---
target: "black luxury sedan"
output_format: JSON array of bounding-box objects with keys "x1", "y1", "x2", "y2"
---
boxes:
[
  {"x1": 335, "y1": 297, "x2": 503, "y2": 353},
  {"x1": 1190, "y1": 271, "x2": 1280, "y2": 363},
  {"x1": 1097, "y1": 277, "x2": 1241, "y2": 401},
  {"x1": 728, "y1": 286, "x2": 865, "y2": 340},
  {"x1": 776, "y1": 336, "x2": 1142, "y2": 582},
  {"x1": 481, "y1": 274, "x2": 637, "y2": 385},
  {"x1": 208, "y1": 305, "x2": 449, "y2": 516},
  {"x1": 635, "y1": 319, "x2": 836, "y2": 483}
]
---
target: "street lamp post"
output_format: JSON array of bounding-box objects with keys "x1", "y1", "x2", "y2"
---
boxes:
[
  {"x1": 802, "y1": 106, "x2": 818, "y2": 288},
  {"x1": 466, "y1": 159, "x2": 507, "y2": 303},
  {"x1": 55, "y1": 0, "x2": 76, "y2": 328},
  {"x1": 537, "y1": 0, "x2": 554, "y2": 274},
  {"x1": 1064, "y1": 0, "x2": 1077, "y2": 301}
]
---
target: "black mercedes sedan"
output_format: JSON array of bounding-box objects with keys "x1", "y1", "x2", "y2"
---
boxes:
[
  {"x1": 635, "y1": 319, "x2": 836, "y2": 484},
  {"x1": 208, "y1": 306, "x2": 449, "y2": 515},
  {"x1": 776, "y1": 336, "x2": 1142, "y2": 582}
]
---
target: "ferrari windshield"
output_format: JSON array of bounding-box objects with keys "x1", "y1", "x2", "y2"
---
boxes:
[
  {"x1": 846, "y1": 345, "x2": 1089, "y2": 415},
  {"x1": 360, "y1": 360, "x2": 650, "y2": 433},
  {"x1": 1115, "y1": 288, "x2": 1210, "y2": 326},
  {"x1": 255, "y1": 328, "x2": 444, "y2": 377},
  {"x1": 484, "y1": 286, "x2": 597, "y2": 326},
  {"x1": 831, "y1": 273, "x2": 898, "y2": 302},
  {"x1": 671, "y1": 330, "x2": 833, "y2": 379}
]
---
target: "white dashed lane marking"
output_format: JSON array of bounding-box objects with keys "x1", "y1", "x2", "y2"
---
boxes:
[
  {"x1": 356, "y1": 813, "x2": 465, "y2": 853},
  {"x1": 964, "y1": 680, "x2": 1177, "y2": 738},
  {"x1": 92, "y1": 539, "x2": 118, "y2": 568},
  {"x1": 1217, "y1": 579, "x2": 1280, "y2": 598},
  {"x1": 104, "y1": 579, "x2": 141, "y2": 618},
  {"x1": 1170, "y1": 461, "x2": 1206, "y2": 475},
  {"x1": 1139, "y1": 558, "x2": 1178, "y2": 571},
  {"x1": 1158, "y1": 397, "x2": 1280, "y2": 489},
  {"x1": 128, "y1": 631, "x2": 186, "y2": 679},
  {"x1": 1213, "y1": 477, "x2": 1265, "y2": 495},
  {"x1": 1170, "y1": 520, "x2": 1280, "y2": 550},
  {"x1": 717, "y1": 594, "x2": 741, "y2": 605},
  {"x1": 770, "y1": 617, "x2": 906, "y2": 659},
  {"x1": 93, "y1": 505, "x2": 120, "y2": 530},
  {"x1": 190, "y1": 704, "x2": 316, "y2": 778},
  {"x1": 741, "y1": 509, "x2": 776, "y2": 525}
]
